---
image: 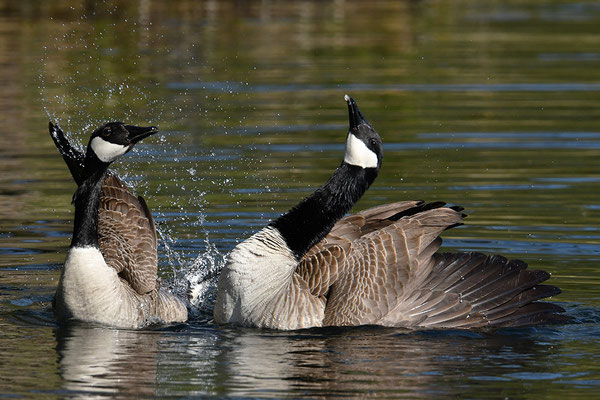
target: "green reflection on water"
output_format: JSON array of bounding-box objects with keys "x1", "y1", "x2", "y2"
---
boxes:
[{"x1": 0, "y1": 0, "x2": 599, "y2": 398}]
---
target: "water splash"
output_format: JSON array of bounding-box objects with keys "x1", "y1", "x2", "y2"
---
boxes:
[{"x1": 185, "y1": 234, "x2": 226, "y2": 318}]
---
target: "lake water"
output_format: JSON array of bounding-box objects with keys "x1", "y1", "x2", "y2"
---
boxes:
[{"x1": 1, "y1": 0, "x2": 600, "y2": 398}]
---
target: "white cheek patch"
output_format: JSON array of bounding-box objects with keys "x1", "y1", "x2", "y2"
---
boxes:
[
  {"x1": 90, "y1": 137, "x2": 129, "y2": 162},
  {"x1": 344, "y1": 133, "x2": 378, "y2": 168}
]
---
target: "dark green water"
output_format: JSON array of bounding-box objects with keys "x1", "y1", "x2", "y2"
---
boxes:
[{"x1": 1, "y1": 0, "x2": 599, "y2": 398}]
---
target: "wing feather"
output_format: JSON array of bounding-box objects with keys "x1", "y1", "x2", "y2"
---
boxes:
[
  {"x1": 289, "y1": 198, "x2": 564, "y2": 330},
  {"x1": 98, "y1": 174, "x2": 158, "y2": 295},
  {"x1": 301, "y1": 201, "x2": 564, "y2": 329}
]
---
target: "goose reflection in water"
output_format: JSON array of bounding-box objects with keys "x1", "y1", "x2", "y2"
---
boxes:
[
  {"x1": 182, "y1": 327, "x2": 559, "y2": 398},
  {"x1": 55, "y1": 323, "x2": 560, "y2": 397},
  {"x1": 55, "y1": 324, "x2": 161, "y2": 398}
]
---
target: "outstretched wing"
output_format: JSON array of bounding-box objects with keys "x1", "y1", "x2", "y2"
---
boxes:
[
  {"x1": 322, "y1": 204, "x2": 465, "y2": 326},
  {"x1": 98, "y1": 174, "x2": 158, "y2": 295},
  {"x1": 298, "y1": 200, "x2": 565, "y2": 329},
  {"x1": 296, "y1": 201, "x2": 424, "y2": 298}
]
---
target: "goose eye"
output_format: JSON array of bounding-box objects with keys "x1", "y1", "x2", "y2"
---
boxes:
[
  {"x1": 102, "y1": 127, "x2": 112, "y2": 137},
  {"x1": 370, "y1": 138, "x2": 377, "y2": 146}
]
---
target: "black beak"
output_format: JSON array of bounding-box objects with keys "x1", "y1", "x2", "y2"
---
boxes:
[
  {"x1": 124, "y1": 125, "x2": 158, "y2": 144},
  {"x1": 344, "y1": 94, "x2": 368, "y2": 131}
]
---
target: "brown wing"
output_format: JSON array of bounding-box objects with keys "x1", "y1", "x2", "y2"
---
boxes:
[
  {"x1": 98, "y1": 173, "x2": 158, "y2": 295},
  {"x1": 323, "y1": 205, "x2": 464, "y2": 326},
  {"x1": 331, "y1": 200, "x2": 426, "y2": 240},
  {"x1": 317, "y1": 202, "x2": 565, "y2": 329},
  {"x1": 296, "y1": 201, "x2": 422, "y2": 298}
]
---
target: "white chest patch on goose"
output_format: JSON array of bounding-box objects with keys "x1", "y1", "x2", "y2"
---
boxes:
[
  {"x1": 344, "y1": 133, "x2": 378, "y2": 168},
  {"x1": 90, "y1": 137, "x2": 129, "y2": 163}
]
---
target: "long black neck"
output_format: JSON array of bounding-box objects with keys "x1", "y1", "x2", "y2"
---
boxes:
[
  {"x1": 270, "y1": 162, "x2": 378, "y2": 260},
  {"x1": 70, "y1": 156, "x2": 110, "y2": 248}
]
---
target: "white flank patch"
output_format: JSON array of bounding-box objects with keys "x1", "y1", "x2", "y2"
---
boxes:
[
  {"x1": 344, "y1": 133, "x2": 378, "y2": 168},
  {"x1": 90, "y1": 136, "x2": 129, "y2": 163}
]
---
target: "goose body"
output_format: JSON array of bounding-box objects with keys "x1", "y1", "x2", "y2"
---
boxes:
[
  {"x1": 214, "y1": 96, "x2": 566, "y2": 330},
  {"x1": 51, "y1": 122, "x2": 187, "y2": 329}
]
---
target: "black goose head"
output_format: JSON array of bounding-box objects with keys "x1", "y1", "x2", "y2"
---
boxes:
[
  {"x1": 343, "y1": 95, "x2": 383, "y2": 170},
  {"x1": 87, "y1": 122, "x2": 158, "y2": 164}
]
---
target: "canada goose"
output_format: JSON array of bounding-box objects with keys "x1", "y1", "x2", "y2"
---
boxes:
[
  {"x1": 51, "y1": 122, "x2": 187, "y2": 328},
  {"x1": 214, "y1": 95, "x2": 566, "y2": 330}
]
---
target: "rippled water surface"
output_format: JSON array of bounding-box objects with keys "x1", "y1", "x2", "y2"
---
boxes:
[{"x1": 1, "y1": 1, "x2": 600, "y2": 398}]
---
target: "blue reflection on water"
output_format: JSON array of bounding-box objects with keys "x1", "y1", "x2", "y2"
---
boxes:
[{"x1": 168, "y1": 81, "x2": 600, "y2": 93}]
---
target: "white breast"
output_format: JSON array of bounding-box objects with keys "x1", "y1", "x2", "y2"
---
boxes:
[{"x1": 55, "y1": 246, "x2": 141, "y2": 328}]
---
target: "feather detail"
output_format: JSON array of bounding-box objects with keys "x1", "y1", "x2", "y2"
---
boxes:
[{"x1": 98, "y1": 174, "x2": 158, "y2": 295}]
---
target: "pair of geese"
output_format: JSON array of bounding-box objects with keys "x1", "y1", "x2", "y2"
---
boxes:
[{"x1": 52, "y1": 96, "x2": 566, "y2": 330}]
